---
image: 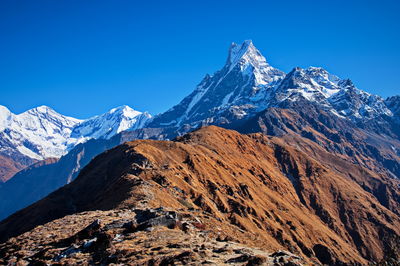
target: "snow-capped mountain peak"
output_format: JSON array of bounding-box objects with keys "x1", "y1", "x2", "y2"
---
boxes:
[
  {"x1": 109, "y1": 105, "x2": 140, "y2": 116},
  {"x1": 71, "y1": 105, "x2": 152, "y2": 141},
  {"x1": 28, "y1": 105, "x2": 55, "y2": 114},
  {"x1": 149, "y1": 40, "x2": 286, "y2": 129},
  {"x1": 328, "y1": 81, "x2": 392, "y2": 119},
  {"x1": 0, "y1": 105, "x2": 151, "y2": 160},
  {"x1": 0, "y1": 106, "x2": 83, "y2": 160},
  {"x1": 226, "y1": 40, "x2": 284, "y2": 85},
  {"x1": 22, "y1": 105, "x2": 83, "y2": 127},
  {"x1": 273, "y1": 67, "x2": 392, "y2": 120},
  {"x1": 274, "y1": 67, "x2": 334, "y2": 103},
  {"x1": 228, "y1": 40, "x2": 264, "y2": 67},
  {"x1": 304, "y1": 67, "x2": 341, "y2": 96},
  {"x1": 150, "y1": 40, "x2": 397, "y2": 132}
]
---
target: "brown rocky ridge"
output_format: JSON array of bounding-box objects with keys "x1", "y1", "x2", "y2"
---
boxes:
[
  {"x1": 0, "y1": 154, "x2": 37, "y2": 183},
  {"x1": 0, "y1": 126, "x2": 399, "y2": 265}
]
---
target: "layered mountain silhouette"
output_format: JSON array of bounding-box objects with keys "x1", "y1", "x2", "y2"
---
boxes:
[{"x1": 0, "y1": 40, "x2": 399, "y2": 264}]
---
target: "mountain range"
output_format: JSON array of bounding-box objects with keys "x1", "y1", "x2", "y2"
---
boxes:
[
  {"x1": 1, "y1": 126, "x2": 399, "y2": 264},
  {"x1": 0, "y1": 105, "x2": 151, "y2": 181},
  {"x1": 149, "y1": 40, "x2": 397, "y2": 131},
  {"x1": 0, "y1": 40, "x2": 399, "y2": 264}
]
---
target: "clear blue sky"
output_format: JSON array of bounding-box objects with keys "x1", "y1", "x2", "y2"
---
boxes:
[{"x1": 1, "y1": 0, "x2": 399, "y2": 118}]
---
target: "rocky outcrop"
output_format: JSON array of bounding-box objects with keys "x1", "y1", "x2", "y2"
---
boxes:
[{"x1": 0, "y1": 208, "x2": 306, "y2": 265}]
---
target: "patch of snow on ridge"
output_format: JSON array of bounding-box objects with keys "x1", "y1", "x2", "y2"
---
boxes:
[
  {"x1": 175, "y1": 81, "x2": 213, "y2": 127},
  {"x1": 221, "y1": 91, "x2": 234, "y2": 107},
  {"x1": 304, "y1": 67, "x2": 341, "y2": 97}
]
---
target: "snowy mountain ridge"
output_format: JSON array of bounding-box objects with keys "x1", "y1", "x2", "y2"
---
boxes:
[
  {"x1": 70, "y1": 105, "x2": 151, "y2": 144},
  {"x1": 1, "y1": 40, "x2": 397, "y2": 161},
  {"x1": 0, "y1": 105, "x2": 151, "y2": 160},
  {"x1": 149, "y1": 40, "x2": 395, "y2": 131}
]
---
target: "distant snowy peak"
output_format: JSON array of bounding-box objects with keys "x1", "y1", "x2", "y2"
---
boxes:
[
  {"x1": 149, "y1": 40, "x2": 286, "y2": 128},
  {"x1": 328, "y1": 83, "x2": 391, "y2": 119},
  {"x1": 276, "y1": 67, "x2": 392, "y2": 120},
  {"x1": 71, "y1": 105, "x2": 151, "y2": 141},
  {"x1": 275, "y1": 67, "x2": 330, "y2": 103},
  {"x1": 0, "y1": 105, "x2": 81, "y2": 132},
  {"x1": 0, "y1": 106, "x2": 83, "y2": 160},
  {"x1": 22, "y1": 105, "x2": 82, "y2": 130},
  {"x1": 151, "y1": 39, "x2": 397, "y2": 132},
  {"x1": 0, "y1": 105, "x2": 151, "y2": 160},
  {"x1": 304, "y1": 67, "x2": 341, "y2": 95},
  {"x1": 275, "y1": 67, "x2": 341, "y2": 101},
  {"x1": 227, "y1": 40, "x2": 284, "y2": 84},
  {"x1": 228, "y1": 40, "x2": 267, "y2": 68}
]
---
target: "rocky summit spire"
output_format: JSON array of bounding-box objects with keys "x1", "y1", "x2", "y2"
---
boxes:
[
  {"x1": 225, "y1": 40, "x2": 284, "y2": 85},
  {"x1": 227, "y1": 40, "x2": 269, "y2": 70},
  {"x1": 148, "y1": 40, "x2": 286, "y2": 129}
]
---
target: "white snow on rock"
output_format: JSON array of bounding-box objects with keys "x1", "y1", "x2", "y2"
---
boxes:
[
  {"x1": 0, "y1": 105, "x2": 151, "y2": 160},
  {"x1": 150, "y1": 40, "x2": 395, "y2": 131},
  {"x1": 71, "y1": 105, "x2": 151, "y2": 142},
  {"x1": 0, "y1": 105, "x2": 12, "y2": 132},
  {"x1": 227, "y1": 40, "x2": 284, "y2": 85}
]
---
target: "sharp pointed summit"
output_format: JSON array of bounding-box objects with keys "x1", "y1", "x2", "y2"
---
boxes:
[
  {"x1": 149, "y1": 40, "x2": 286, "y2": 129},
  {"x1": 227, "y1": 40, "x2": 262, "y2": 66},
  {"x1": 225, "y1": 40, "x2": 283, "y2": 85},
  {"x1": 149, "y1": 40, "x2": 396, "y2": 134}
]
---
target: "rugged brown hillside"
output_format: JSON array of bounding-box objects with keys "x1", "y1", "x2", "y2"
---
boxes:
[
  {"x1": 0, "y1": 127, "x2": 165, "y2": 220},
  {"x1": 1, "y1": 126, "x2": 399, "y2": 265},
  {"x1": 0, "y1": 154, "x2": 36, "y2": 183},
  {"x1": 0, "y1": 155, "x2": 25, "y2": 182},
  {"x1": 238, "y1": 100, "x2": 400, "y2": 181}
]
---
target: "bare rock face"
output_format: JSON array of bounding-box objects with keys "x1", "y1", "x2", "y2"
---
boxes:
[{"x1": 0, "y1": 126, "x2": 399, "y2": 265}]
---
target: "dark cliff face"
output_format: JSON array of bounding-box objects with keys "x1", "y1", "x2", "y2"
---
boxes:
[{"x1": 386, "y1": 95, "x2": 400, "y2": 117}]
